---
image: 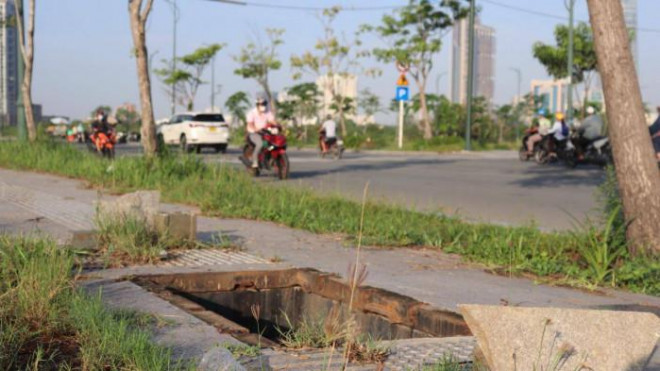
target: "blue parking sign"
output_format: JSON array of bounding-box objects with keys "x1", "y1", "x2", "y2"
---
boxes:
[{"x1": 396, "y1": 86, "x2": 409, "y2": 101}]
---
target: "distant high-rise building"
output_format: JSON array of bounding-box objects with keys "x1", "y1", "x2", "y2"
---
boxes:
[
  {"x1": 450, "y1": 17, "x2": 496, "y2": 105},
  {"x1": 621, "y1": 0, "x2": 638, "y2": 69},
  {"x1": 316, "y1": 74, "x2": 357, "y2": 120},
  {"x1": 0, "y1": 0, "x2": 18, "y2": 127}
]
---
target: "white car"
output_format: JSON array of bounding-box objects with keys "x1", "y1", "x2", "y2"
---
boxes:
[{"x1": 157, "y1": 113, "x2": 230, "y2": 153}]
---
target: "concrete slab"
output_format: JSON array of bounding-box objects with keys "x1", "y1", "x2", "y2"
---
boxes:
[{"x1": 460, "y1": 304, "x2": 660, "y2": 371}]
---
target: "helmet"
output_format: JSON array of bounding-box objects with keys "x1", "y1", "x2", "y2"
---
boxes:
[
  {"x1": 586, "y1": 106, "x2": 595, "y2": 115},
  {"x1": 537, "y1": 108, "x2": 546, "y2": 116},
  {"x1": 555, "y1": 112, "x2": 565, "y2": 120}
]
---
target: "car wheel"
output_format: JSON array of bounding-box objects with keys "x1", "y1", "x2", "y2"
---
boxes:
[{"x1": 180, "y1": 135, "x2": 192, "y2": 153}]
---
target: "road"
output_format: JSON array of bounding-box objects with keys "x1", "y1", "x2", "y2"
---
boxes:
[{"x1": 116, "y1": 143, "x2": 605, "y2": 230}]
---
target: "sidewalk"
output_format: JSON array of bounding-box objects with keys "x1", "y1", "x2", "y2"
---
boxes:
[{"x1": 1, "y1": 167, "x2": 658, "y2": 313}]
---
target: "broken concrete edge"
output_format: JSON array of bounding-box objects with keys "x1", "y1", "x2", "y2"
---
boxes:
[
  {"x1": 79, "y1": 277, "x2": 249, "y2": 370},
  {"x1": 197, "y1": 346, "x2": 247, "y2": 371}
]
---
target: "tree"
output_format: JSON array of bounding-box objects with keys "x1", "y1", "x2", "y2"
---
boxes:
[
  {"x1": 128, "y1": 0, "x2": 157, "y2": 157},
  {"x1": 291, "y1": 6, "x2": 375, "y2": 137},
  {"x1": 357, "y1": 89, "x2": 382, "y2": 125},
  {"x1": 587, "y1": 0, "x2": 660, "y2": 255},
  {"x1": 224, "y1": 91, "x2": 250, "y2": 127},
  {"x1": 14, "y1": 0, "x2": 36, "y2": 142},
  {"x1": 532, "y1": 22, "x2": 598, "y2": 114},
  {"x1": 410, "y1": 93, "x2": 464, "y2": 137},
  {"x1": 234, "y1": 28, "x2": 284, "y2": 117},
  {"x1": 155, "y1": 44, "x2": 223, "y2": 111},
  {"x1": 287, "y1": 83, "x2": 321, "y2": 125},
  {"x1": 330, "y1": 95, "x2": 356, "y2": 125},
  {"x1": 366, "y1": 0, "x2": 468, "y2": 140}
]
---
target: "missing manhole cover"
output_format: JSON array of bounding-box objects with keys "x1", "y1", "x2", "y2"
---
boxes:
[{"x1": 133, "y1": 268, "x2": 474, "y2": 369}]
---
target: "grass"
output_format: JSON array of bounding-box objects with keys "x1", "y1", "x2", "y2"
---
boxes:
[
  {"x1": 94, "y1": 210, "x2": 201, "y2": 267},
  {"x1": 222, "y1": 343, "x2": 260, "y2": 358},
  {"x1": 0, "y1": 140, "x2": 658, "y2": 295},
  {"x1": 0, "y1": 234, "x2": 185, "y2": 370}
]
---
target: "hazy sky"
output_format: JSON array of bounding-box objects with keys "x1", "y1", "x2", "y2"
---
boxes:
[{"x1": 33, "y1": 0, "x2": 660, "y2": 123}]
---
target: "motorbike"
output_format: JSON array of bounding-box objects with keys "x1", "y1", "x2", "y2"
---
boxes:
[
  {"x1": 88, "y1": 128, "x2": 116, "y2": 159},
  {"x1": 319, "y1": 130, "x2": 344, "y2": 159},
  {"x1": 569, "y1": 133, "x2": 613, "y2": 167},
  {"x1": 534, "y1": 135, "x2": 577, "y2": 168},
  {"x1": 240, "y1": 123, "x2": 290, "y2": 180},
  {"x1": 518, "y1": 128, "x2": 541, "y2": 161}
]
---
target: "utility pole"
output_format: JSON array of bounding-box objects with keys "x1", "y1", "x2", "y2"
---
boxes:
[
  {"x1": 510, "y1": 67, "x2": 521, "y2": 142},
  {"x1": 167, "y1": 0, "x2": 178, "y2": 116},
  {"x1": 566, "y1": 0, "x2": 576, "y2": 125},
  {"x1": 15, "y1": 0, "x2": 26, "y2": 141},
  {"x1": 210, "y1": 54, "x2": 215, "y2": 112},
  {"x1": 465, "y1": 0, "x2": 476, "y2": 151}
]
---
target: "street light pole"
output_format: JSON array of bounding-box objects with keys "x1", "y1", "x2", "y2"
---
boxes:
[
  {"x1": 565, "y1": 0, "x2": 576, "y2": 125},
  {"x1": 465, "y1": 0, "x2": 476, "y2": 151},
  {"x1": 15, "y1": 0, "x2": 26, "y2": 141},
  {"x1": 167, "y1": 0, "x2": 179, "y2": 116},
  {"x1": 510, "y1": 67, "x2": 521, "y2": 141}
]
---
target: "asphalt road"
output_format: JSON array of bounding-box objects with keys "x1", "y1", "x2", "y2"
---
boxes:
[{"x1": 116, "y1": 143, "x2": 605, "y2": 230}]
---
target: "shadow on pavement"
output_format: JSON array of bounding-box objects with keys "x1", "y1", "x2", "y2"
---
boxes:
[
  {"x1": 288, "y1": 158, "x2": 457, "y2": 180},
  {"x1": 510, "y1": 163, "x2": 605, "y2": 188}
]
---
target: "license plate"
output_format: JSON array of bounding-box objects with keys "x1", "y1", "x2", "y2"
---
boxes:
[{"x1": 209, "y1": 127, "x2": 217, "y2": 132}]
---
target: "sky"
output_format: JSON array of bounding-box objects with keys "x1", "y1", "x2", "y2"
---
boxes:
[{"x1": 33, "y1": 0, "x2": 660, "y2": 124}]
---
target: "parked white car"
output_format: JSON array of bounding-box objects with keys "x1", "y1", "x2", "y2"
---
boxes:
[{"x1": 157, "y1": 113, "x2": 230, "y2": 153}]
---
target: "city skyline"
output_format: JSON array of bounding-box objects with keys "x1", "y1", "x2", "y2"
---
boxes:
[{"x1": 26, "y1": 0, "x2": 660, "y2": 123}]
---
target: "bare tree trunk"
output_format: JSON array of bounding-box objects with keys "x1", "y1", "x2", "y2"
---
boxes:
[
  {"x1": 262, "y1": 80, "x2": 277, "y2": 118},
  {"x1": 14, "y1": 0, "x2": 36, "y2": 142},
  {"x1": 587, "y1": 0, "x2": 660, "y2": 255},
  {"x1": 129, "y1": 0, "x2": 157, "y2": 157},
  {"x1": 414, "y1": 76, "x2": 432, "y2": 140}
]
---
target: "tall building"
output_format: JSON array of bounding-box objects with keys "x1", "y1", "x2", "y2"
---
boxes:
[
  {"x1": 316, "y1": 74, "x2": 357, "y2": 120},
  {"x1": 531, "y1": 78, "x2": 570, "y2": 114},
  {"x1": 621, "y1": 0, "x2": 638, "y2": 69},
  {"x1": 450, "y1": 17, "x2": 496, "y2": 105},
  {"x1": 0, "y1": 0, "x2": 18, "y2": 127}
]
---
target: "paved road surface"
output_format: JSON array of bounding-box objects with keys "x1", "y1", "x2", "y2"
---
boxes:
[{"x1": 116, "y1": 143, "x2": 605, "y2": 230}]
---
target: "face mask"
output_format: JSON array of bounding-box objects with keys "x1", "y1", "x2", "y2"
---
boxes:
[
  {"x1": 258, "y1": 105, "x2": 266, "y2": 113},
  {"x1": 97, "y1": 115, "x2": 103, "y2": 121}
]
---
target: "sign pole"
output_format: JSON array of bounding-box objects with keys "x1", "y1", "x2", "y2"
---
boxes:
[{"x1": 398, "y1": 100, "x2": 404, "y2": 149}]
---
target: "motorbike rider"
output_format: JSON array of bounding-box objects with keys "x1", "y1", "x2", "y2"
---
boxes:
[
  {"x1": 90, "y1": 109, "x2": 110, "y2": 145},
  {"x1": 575, "y1": 106, "x2": 603, "y2": 158},
  {"x1": 546, "y1": 112, "x2": 568, "y2": 156},
  {"x1": 319, "y1": 114, "x2": 337, "y2": 154},
  {"x1": 245, "y1": 97, "x2": 276, "y2": 171},
  {"x1": 526, "y1": 109, "x2": 551, "y2": 155}
]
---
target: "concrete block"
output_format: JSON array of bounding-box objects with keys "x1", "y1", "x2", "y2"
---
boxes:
[
  {"x1": 460, "y1": 304, "x2": 660, "y2": 371},
  {"x1": 167, "y1": 212, "x2": 197, "y2": 241},
  {"x1": 68, "y1": 230, "x2": 97, "y2": 250}
]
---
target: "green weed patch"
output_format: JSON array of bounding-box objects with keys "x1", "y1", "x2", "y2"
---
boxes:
[{"x1": 0, "y1": 140, "x2": 657, "y2": 295}]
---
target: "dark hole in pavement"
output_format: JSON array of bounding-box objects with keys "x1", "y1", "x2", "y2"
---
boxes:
[{"x1": 132, "y1": 268, "x2": 471, "y2": 348}]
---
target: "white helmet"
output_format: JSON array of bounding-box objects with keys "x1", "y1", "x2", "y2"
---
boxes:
[{"x1": 586, "y1": 106, "x2": 595, "y2": 115}]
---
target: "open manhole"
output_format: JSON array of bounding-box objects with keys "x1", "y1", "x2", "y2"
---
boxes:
[{"x1": 133, "y1": 268, "x2": 473, "y2": 367}]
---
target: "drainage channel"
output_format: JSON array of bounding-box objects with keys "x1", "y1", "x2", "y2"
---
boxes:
[{"x1": 133, "y1": 268, "x2": 476, "y2": 370}]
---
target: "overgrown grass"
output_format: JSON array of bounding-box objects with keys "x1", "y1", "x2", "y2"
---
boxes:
[
  {"x1": 0, "y1": 235, "x2": 184, "y2": 370},
  {"x1": 0, "y1": 140, "x2": 658, "y2": 295}
]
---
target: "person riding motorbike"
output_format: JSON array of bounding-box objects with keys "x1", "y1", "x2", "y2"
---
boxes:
[
  {"x1": 319, "y1": 114, "x2": 337, "y2": 154},
  {"x1": 527, "y1": 109, "x2": 551, "y2": 155},
  {"x1": 546, "y1": 112, "x2": 569, "y2": 157},
  {"x1": 245, "y1": 98, "x2": 276, "y2": 172},
  {"x1": 575, "y1": 106, "x2": 604, "y2": 159},
  {"x1": 90, "y1": 110, "x2": 112, "y2": 149}
]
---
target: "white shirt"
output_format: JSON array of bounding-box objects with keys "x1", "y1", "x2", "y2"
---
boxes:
[
  {"x1": 321, "y1": 119, "x2": 337, "y2": 138},
  {"x1": 548, "y1": 121, "x2": 566, "y2": 141},
  {"x1": 246, "y1": 108, "x2": 275, "y2": 133}
]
